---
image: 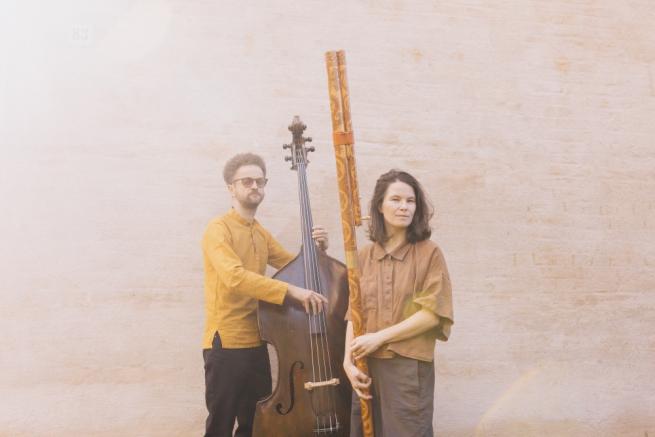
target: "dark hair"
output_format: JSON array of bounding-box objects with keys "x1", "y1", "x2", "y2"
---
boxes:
[
  {"x1": 222, "y1": 153, "x2": 267, "y2": 184},
  {"x1": 368, "y1": 169, "x2": 433, "y2": 244}
]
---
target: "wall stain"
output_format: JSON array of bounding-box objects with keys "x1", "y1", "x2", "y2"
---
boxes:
[
  {"x1": 410, "y1": 48, "x2": 424, "y2": 63},
  {"x1": 555, "y1": 56, "x2": 570, "y2": 74}
]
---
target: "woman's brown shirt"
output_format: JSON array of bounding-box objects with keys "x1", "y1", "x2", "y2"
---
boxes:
[{"x1": 348, "y1": 239, "x2": 454, "y2": 362}]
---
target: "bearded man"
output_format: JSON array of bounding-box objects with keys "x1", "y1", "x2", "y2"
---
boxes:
[{"x1": 201, "y1": 152, "x2": 328, "y2": 437}]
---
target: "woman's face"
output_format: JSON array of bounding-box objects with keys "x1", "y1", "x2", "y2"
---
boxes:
[{"x1": 379, "y1": 181, "x2": 416, "y2": 235}]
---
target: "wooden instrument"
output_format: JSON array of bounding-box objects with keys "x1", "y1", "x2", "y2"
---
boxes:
[
  {"x1": 325, "y1": 50, "x2": 375, "y2": 437},
  {"x1": 253, "y1": 116, "x2": 352, "y2": 436}
]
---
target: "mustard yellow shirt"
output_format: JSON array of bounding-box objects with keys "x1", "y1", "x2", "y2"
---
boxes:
[{"x1": 202, "y1": 208, "x2": 295, "y2": 349}]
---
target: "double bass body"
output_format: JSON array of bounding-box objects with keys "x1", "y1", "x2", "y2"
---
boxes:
[{"x1": 254, "y1": 250, "x2": 351, "y2": 436}]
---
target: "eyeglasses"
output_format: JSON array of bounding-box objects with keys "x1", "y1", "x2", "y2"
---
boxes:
[{"x1": 231, "y1": 177, "x2": 268, "y2": 188}]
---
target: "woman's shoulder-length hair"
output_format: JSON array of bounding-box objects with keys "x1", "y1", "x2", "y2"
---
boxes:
[{"x1": 367, "y1": 169, "x2": 434, "y2": 244}]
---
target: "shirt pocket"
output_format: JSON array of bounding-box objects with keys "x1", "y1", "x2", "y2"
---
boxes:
[{"x1": 359, "y1": 274, "x2": 378, "y2": 312}]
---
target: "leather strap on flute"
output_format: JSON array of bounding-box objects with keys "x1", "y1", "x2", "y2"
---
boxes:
[{"x1": 333, "y1": 131, "x2": 354, "y2": 146}]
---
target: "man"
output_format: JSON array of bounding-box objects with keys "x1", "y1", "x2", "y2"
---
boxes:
[{"x1": 202, "y1": 152, "x2": 328, "y2": 437}]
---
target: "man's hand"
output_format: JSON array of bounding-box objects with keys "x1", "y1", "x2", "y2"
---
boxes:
[
  {"x1": 287, "y1": 284, "x2": 328, "y2": 314},
  {"x1": 311, "y1": 225, "x2": 328, "y2": 251},
  {"x1": 343, "y1": 361, "x2": 372, "y2": 400}
]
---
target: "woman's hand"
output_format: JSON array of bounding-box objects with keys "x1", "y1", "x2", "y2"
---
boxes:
[
  {"x1": 350, "y1": 332, "x2": 386, "y2": 360},
  {"x1": 343, "y1": 361, "x2": 372, "y2": 400}
]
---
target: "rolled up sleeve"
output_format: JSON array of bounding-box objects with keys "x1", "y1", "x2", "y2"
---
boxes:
[{"x1": 412, "y1": 247, "x2": 454, "y2": 341}]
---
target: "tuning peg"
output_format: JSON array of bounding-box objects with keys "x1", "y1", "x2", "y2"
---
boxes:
[
  {"x1": 282, "y1": 143, "x2": 291, "y2": 150},
  {"x1": 307, "y1": 146, "x2": 315, "y2": 153},
  {"x1": 285, "y1": 156, "x2": 292, "y2": 162},
  {"x1": 305, "y1": 137, "x2": 312, "y2": 142}
]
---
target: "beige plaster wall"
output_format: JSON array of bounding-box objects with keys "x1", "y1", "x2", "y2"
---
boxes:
[{"x1": 1, "y1": 1, "x2": 654, "y2": 436}]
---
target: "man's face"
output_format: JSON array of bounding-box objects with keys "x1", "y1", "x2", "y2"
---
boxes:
[{"x1": 228, "y1": 164, "x2": 266, "y2": 209}]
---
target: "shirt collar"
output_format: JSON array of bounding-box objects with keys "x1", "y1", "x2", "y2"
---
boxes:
[
  {"x1": 228, "y1": 208, "x2": 256, "y2": 227},
  {"x1": 372, "y1": 241, "x2": 412, "y2": 261}
]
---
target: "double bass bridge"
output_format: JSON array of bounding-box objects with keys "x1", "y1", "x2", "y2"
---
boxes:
[{"x1": 304, "y1": 377, "x2": 340, "y2": 391}]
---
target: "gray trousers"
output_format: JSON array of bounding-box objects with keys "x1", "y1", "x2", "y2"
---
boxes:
[{"x1": 350, "y1": 356, "x2": 435, "y2": 437}]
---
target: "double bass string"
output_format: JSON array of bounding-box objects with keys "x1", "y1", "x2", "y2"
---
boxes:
[
  {"x1": 303, "y1": 163, "x2": 339, "y2": 433},
  {"x1": 297, "y1": 161, "x2": 339, "y2": 432},
  {"x1": 302, "y1": 163, "x2": 339, "y2": 434},
  {"x1": 297, "y1": 162, "x2": 329, "y2": 432},
  {"x1": 298, "y1": 162, "x2": 330, "y2": 430},
  {"x1": 296, "y1": 162, "x2": 321, "y2": 432}
]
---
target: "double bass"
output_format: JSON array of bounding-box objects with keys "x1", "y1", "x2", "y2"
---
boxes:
[{"x1": 253, "y1": 116, "x2": 352, "y2": 436}]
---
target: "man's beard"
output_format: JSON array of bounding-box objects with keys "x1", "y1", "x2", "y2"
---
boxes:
[{"x1": 238, "y1": 191, "x2": 263, "y2": 209}]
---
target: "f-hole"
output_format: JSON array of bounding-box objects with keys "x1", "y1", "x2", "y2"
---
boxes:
[{"x1": 276, "y1": 361, "x2": 304, "y2": 415}]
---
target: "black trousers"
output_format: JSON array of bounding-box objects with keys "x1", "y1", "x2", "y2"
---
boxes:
[{"x1": 203, "y1": 332, "x2": 272, "y2": 437}]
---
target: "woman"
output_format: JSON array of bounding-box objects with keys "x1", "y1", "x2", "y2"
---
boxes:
[{"x1": 344, "y1": 169, "x2": 454, "y2": 437}]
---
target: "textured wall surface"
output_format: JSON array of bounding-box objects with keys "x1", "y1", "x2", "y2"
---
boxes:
[{"x1": 1, "y1": 1, "x2": 654, "y2": 436}]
